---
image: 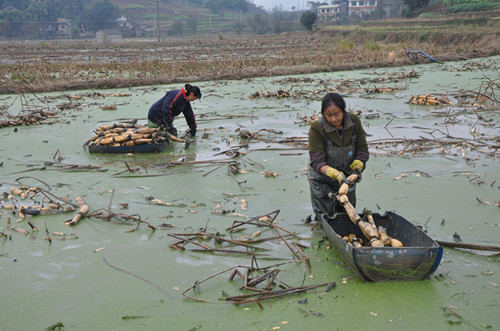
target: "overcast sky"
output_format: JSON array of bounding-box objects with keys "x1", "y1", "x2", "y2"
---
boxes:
[{"x1": 251, "y1": 0, "x2": 310, "y2": 11}]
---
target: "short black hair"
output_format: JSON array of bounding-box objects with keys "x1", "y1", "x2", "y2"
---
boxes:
[
  {"x1": 321, "y1": 92, "x2": 345, "y2": 114},
  {"x1": 185, "y1": 84, "x2": 202, "y2": 99}
]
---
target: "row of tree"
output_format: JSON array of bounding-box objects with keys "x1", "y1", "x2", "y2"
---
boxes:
[
  {"x1": 0, "y1": 0, "x2": 119, "y2": 38},
  {"x1": 167, "y1": 11, "x2": 304, "y2": 37},
  {"x1": 0, "y1": 0, "x2": 269, "y2": 39}
]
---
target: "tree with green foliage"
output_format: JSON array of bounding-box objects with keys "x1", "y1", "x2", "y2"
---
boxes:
[
  {"x1": 26, "y1": 0, "x2": 58, "y2": 22},
  {"x1": 82, "y1": 0, "x2": 119, "y2": 32},
  {"x1": 403, "y1": 0, "x2": 430, "y2": 16},
  {"x1": 248, "y1": 13, "x2": 268, "y2": 34},
  {"x1": 187, "y1": 16, "x2": 198, "y2": 36},
  {"x1": 19, "y1": 0, "x2": 87, "y2": 23},
  {"x1": 70, "y1": 24, "x2": 80, "y2": 38},
  {"x1": 300, "y1": 10, "x2": 317, "y2": 31},
  {"x1": 56, "y1": 0, "x2": 87, "y2": 19},
  {"x1": 233, "y1": 21, "x2": 244, "y2": 35},
  {"x1": 205, "y1": 0, "x2": 221, "y2": 13},
  {"x1": 0, "y1": 7, "x2": 24, "y2": 38},
  {"x1": 0, "y1": 0, "x2": 99, "y2": 38},
  {"x1": 0, "y1": 0, "x2": 31, "y2": 10},
  {"x1": 205, "y1": 0, "x2": 250, "y2": 13},
  {"x1": 270, "y1": 6, "x2": 298, "y2": 34},
  {"x1": 271, "y1": 6, "x2": 284, "y2": 34},
  {"x1": 169, "y1": 21, "x2": 185, "y2": 36}
]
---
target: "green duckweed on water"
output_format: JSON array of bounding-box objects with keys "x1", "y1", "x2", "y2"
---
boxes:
[{"x1": 1, "y1": 56, "x2": 499, "y2": 330}]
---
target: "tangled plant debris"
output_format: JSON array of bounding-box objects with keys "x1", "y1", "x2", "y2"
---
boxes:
[{"x1": 165, "y1": 210, "x2": 335, "y2": 308}]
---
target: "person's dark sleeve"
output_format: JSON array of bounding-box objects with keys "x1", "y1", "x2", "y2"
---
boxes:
[
  {"x1": 353, "y1": 116, "x2": 369, "y2": 165},
  {"x1": 309, "y1": 151, "x2": 327, "y2": 173},
  {"x1": 355, "y1": 150, "x2": 369, "y2": 164},
  {"x1": 308, "y1": 122, "x2": 327, "y2": 173},
  {"x1": 183, "y1": 102, "x2": 197, "y2": 131},
  {"x1": 147, "y1": 100, "x2": 161, "y2": 124},
  {"x1": 161, "y1": 92, "x2": 176, "y2": 127}
]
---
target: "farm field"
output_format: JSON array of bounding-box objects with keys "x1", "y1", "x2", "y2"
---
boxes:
[{"x1": 1, "y1": 23, "x2": 499, "y2": 94}]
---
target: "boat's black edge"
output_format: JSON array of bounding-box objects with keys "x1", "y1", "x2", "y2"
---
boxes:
[
  {"x1": 425, "y1": 246, "x2": 443, "y2": 278},
  {"x1": 350, "y1": 249, "x2": 371, "y2": 282},
  {"x1": 87, "y1": 141, "x2": 169, "y2": 154}
]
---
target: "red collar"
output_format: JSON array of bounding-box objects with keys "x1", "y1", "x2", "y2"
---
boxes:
[{"x1": 181, "y1": 88, "x2": 186, "y2": 98}]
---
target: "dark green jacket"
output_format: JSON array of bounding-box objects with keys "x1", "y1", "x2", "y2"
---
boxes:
[{"x1": 308, "y1": 112, "x2": 369, "y2": 173}]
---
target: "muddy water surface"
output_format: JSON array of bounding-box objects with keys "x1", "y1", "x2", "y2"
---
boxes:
[{"x1": 1, "y1": 57, "x2": 499, "y2": 330}]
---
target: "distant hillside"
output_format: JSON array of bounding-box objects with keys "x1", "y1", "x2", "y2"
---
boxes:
[{"x1": 107, "y1": 0, "x2": 272, "y2": 36}]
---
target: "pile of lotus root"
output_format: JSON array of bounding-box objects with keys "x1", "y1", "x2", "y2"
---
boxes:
[
  {"x1": 83, "y1": 122, "x2": 170, "y2": 149},
  {"x1": 409, "y1": 94, "x2": 453, "y2": 106},
  {"x1": 336, "y1": 173, "x2": 403, "y2": 248}
]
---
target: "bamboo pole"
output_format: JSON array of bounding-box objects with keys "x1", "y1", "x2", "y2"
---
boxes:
[{"x1": 436, "y1": 240, "x2": 500, "y2": 252}]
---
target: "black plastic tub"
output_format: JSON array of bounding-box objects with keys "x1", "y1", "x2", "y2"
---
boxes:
[{"x1": 320, "y1": 211, "x2": 442, "y2": 282}]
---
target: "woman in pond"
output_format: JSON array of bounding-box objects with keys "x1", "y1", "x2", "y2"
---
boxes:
[
  {"x1": 307, "y1": 92, "x2": 369, "y2": 221},
  {"x1": 148, "y1": 84, "x2": 202, "y2": 137}
]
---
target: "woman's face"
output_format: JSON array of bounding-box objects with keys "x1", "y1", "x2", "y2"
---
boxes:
[
  {"x1": 186, "y1": 92, "x2": 198, "y2": 102},
  {"x1": 323, "y1": 104, "x2": 344, "y2": 129}
]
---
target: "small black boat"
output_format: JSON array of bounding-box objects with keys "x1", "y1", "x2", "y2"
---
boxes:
[
  {"x1": 320, "y1": 211, "x2": 442, "y2": 282},
  {"x1": 88, "y1": 141, "x2": 169, "y2": 154}
]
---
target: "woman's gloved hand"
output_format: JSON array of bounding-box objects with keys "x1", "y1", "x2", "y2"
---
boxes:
[
  {"x1": 350, "y1": 160, "x2": 364, "y2": 172},
  {"x1": 166, "y1": 124, "x2": 178, "y2": 137},
  {"x1": 325, "y1": 167, "x2": 346, "y2": 184}
]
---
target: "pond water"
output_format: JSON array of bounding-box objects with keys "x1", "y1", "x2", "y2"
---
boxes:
[{"x1": 0, "y1": 56, "x2": 499, "y2": 330}]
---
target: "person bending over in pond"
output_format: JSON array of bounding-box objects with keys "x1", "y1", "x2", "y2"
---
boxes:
[
  {"x1": 307, "y1": 92, "x2": 369, "y2": 221},
  {"x1": 148, "y1": 84, "x2": 202, "y2": 137}
]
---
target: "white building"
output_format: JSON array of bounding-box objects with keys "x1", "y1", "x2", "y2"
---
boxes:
[
  {"x1": 349, "y1": 0, "x2": 378, "y2": 17},
  {"x1": 317, "y1": 1, "x2": 349, "y2": 22},
  {"x1": 318, "y1": 4, "x2": 341, "y2": 21},
  {"x1": 317, "y1": 0, "x2": 405, "y2": 22}
]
